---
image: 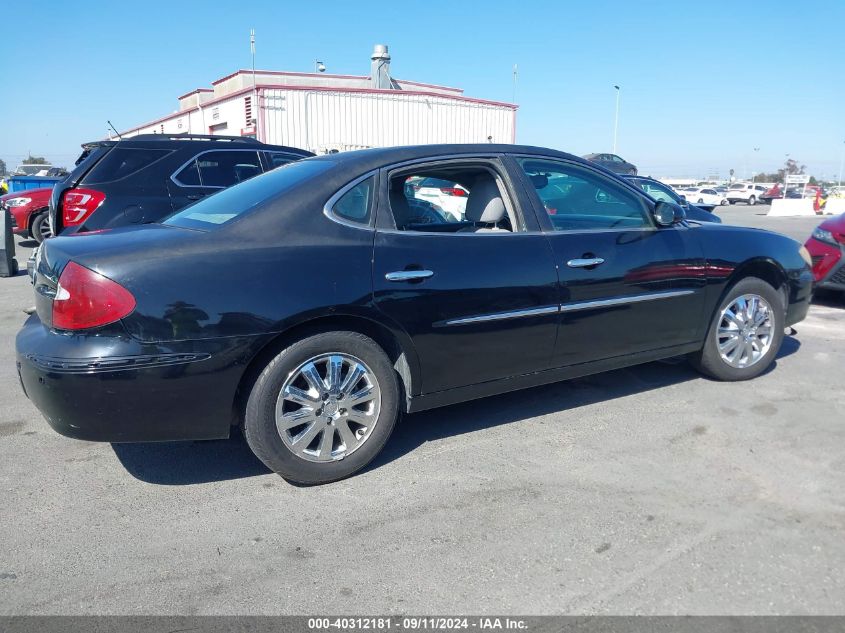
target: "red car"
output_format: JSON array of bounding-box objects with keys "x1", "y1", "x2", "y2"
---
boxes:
[
  {"x1": 0, "y1": 187, "x2": 53, "y2": 243},
  {"x1": 805, "y1": 213, "x2": 845, "y2": 292}
]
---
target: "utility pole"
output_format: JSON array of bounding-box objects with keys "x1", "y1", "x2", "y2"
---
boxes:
[{"x1": 612, "y1": 85, "x2": 620, "y2": 154}]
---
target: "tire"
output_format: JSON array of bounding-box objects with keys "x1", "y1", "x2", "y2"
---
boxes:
[
  {"x1": 243, "y1": 331, "x2": 400, "y2": 484},
  {"x1": 748, "y1": 195, "x2": 757, "y2": 206},
  {"x1": 30, "y1": 210, "x2": 52, "y2": 244},
  {"x1": 689, "y1": 277, "x2": 785, "y2": 381},
  {"x1": 697, "y1": 198, "x2": 704, "y2": 204},
  {"x1": 720, "y1": 199, "x2": 728, "y2": 206}
]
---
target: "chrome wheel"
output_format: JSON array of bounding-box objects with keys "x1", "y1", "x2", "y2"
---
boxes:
[
  {"x1": 717, "y1": 294, "x2": 774, "y2": 368},
  {"x1": 275, "y1": 353, "x2": 381, "y2": 463}
]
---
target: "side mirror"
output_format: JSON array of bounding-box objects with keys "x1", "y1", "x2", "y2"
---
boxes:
[{"x1": 653, "y1": 201, "x2": 686, "y2": 226}]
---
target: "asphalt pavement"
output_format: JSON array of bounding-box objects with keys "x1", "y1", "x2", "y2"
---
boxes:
[{"x1": 1, "y1": 208, "x2": 843, "y2": 615}]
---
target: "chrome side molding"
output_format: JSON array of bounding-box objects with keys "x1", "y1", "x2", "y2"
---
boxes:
[
  {"x1": 560, "y1": 289, "x2": 695, "y2": 313},
  {"x1": 438, "y1": 305, "x2": 559, "y2": 327},
  {"x1": 437, "y1": 289, "x2": 696, "y2": 326}
]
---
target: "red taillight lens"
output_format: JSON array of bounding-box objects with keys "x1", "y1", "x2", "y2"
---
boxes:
[
  {"x1": 440, "y1": 187, "x2": 467, "y2": 197},
  {"x1": 52, "y1": 261, "x2": 136, "y2": 330},
  {"x1": 62, "y1": 188, "x2": 105, "y2": 227}
]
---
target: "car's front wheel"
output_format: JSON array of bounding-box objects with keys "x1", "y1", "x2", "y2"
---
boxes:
[
  {"x1": 689, "y1": 277, "x2": 785, "y2": 381},
  {"x1": 243, "y1": 331, "x2": 400, "y2": 484},
  {"x1": 720, "y1": 199, "x2": 728, "y2": 206}
]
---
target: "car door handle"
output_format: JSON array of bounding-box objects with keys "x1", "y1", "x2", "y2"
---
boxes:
[
  {"x1": 567, "y1": 257, "x2": 605, "y2": 268},
  {"x1": 385, "y1": 270, "x2": 434, "y2": 282},
  {"x1": 186, "y1": 194, "x2": 204, "y2": 201}
]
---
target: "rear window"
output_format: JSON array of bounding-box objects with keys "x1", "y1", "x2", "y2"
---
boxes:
[
  {"x1": 66, "y1": 144, "x2": 113, "y2": 183},
  {"x1": 728, "y1": 184, "x2": 744, "y2": 190},
  {"x1": 83, "y1": 147, "x2": 172, "y2": 183},
  {"x1": 164, "y1": 160, "x2": 332, "y2": 230}
]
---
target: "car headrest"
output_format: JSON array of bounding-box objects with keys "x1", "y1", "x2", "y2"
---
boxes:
[
  {"x1": 465, "y1": 177, "x2": 506, "y2": 224},
  {"x1": 529, "y1": 174, "x2": 548, "y2": 189}
]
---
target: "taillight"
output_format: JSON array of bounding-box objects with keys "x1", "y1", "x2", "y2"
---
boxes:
[
  {"x1": 62, "y1": 188, "x2": 105, "y2": 227},
  {"x1": 52, "y1": 261, "x2": 136, "y2": 330},
  {"x1": 440, "y1": 187, "x2": 467, "y2": 197}
]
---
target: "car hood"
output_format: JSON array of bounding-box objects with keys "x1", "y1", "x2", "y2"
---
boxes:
[{"x1": 1, "y1": 187, "x2": 52, "y2": 202}]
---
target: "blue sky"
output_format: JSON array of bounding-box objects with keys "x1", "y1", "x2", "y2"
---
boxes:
[{"x1": 1, "y1": 0, "x2": 843, "y2": 179}]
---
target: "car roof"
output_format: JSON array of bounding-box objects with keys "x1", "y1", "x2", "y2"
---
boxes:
[
  {"x1": 310, "y1": 144, "x2": 584, "y2": 173},
  {"x1": 81, "y1": 134, "x2": 313, "y2": 156}
]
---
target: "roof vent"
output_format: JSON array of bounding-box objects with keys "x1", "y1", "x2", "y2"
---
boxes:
[{"x1": 371, "y1": 44, "x2": 392, "y2": 90}]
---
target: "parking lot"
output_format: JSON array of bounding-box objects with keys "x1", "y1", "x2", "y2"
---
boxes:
[{"x1": 0, "y1": 206, "x2": 843, "y2": 615}]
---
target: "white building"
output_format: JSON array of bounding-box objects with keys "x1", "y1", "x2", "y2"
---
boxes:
[{"x1": 119, "y1": 45, "x2": 517, "y2": 153}]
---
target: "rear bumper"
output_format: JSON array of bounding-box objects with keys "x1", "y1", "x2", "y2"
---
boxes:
[{"x1": 15, "y1": 314, "x2": 266, "y2": 442}]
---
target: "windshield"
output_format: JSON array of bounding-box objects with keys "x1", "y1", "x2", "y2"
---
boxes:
[{"x1": 164, "y1": 159, "x2": 332, "y2": 230}]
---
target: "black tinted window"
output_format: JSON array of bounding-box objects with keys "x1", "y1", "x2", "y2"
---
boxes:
[
  {"x1": 174, "y1": 161, "x2": 201, "y2": 186},
  {"x1": 164, "y1": 160, "x2": 332, "y2": 230},
  {"x1": 197, "y1": 150, "x2": 261, "y2": 187},
  {"x1": 83, "y1": 147, "x2": 171, "y2": 183},
  {"x1": 267, "y1": 152, "x2": 299, "y2": 169},
  {"x1": 174, "y1": 150, "x2": 262, "y2": 188},
  {"x1": 332, "y1": 177, "x2": 374, "y2": 225}
]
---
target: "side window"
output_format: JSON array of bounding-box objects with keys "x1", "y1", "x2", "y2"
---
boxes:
[
  {"x1": 387, "y1": 164, "x2": 516, "y2": 233},
  {"x1": 331, "y1": 177, "x2": 374, "y2": 225},
  {"x1": 518, "y1": 158, "x2": 650, "y2": 231},
  {"x1": 641, "y1": 183, "x2": 677, "y2": 204},
  {"x1": 174, "y1": 151, "x2": 262, "y2": 188},
  {"x1": 266, "y1": 151, "x2": 298, "y2": 170},
  {"x1": 173, "y1": 160, "x2": 201, "y2": 186},
  {"x1": 610, "y1": 155, "x2": 624, "y2": 162},
  {"x1": 83, "y1": 148, "x2": 172, "y2": 183}
]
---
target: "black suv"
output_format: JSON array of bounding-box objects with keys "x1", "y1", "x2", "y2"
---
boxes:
[{"x1": 49, "y1": 134, "x2": 313, "y2": 235}]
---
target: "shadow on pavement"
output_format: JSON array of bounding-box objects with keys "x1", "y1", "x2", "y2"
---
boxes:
[
  {"x1": 111, "y1": 338, "x2": 801, "y2": 485},
  {"x1": 112, "y1": 434, "x2": 270, "y2": 485},
  {"x1": 367, "y1": 338, "x2": 801, "y2": 472},
  {"x1": 812, "y1": 290, "x2": 845, "y2": 308}
]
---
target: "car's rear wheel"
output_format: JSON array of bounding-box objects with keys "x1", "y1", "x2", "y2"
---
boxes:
[
  {"x1": 748, "y1": 195, "x2": 757, "y2": 206},
  {"x1": 697, "y1": 198, "x2": 704, "y2": 204},
  {"x1": 720, "y1": 199, "x2": 728, "y2": 206},
  {"x1": 689, "y1": 277, "x2": 784, "y2": 381},
  {"x1": 243, "y1": 331, "x2": 399, "y2": 485},
  {"x1": 30, "y1": 210, "x2": 52, "y2": 243}
]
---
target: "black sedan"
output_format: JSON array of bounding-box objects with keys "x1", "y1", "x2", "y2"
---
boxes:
[
  {"x1": 582, "y1": 152, "x2": 638, "y2": 175},
  {"x1": 17, "y1": 144, "x2": 814, "y2": 484},
  {"x1": 621, "y1": 175, "x2": 722, "y2": 223}
]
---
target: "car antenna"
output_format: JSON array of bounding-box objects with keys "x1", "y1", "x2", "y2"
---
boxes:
[{"x1": 107, "y1": 120, "x2": 122, "y2": 139}]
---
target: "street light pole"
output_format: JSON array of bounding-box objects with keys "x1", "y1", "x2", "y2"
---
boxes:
[
  {"x1": 612, "y1": 85, "x2": 620, "y2": 154},
  {"x1": 839, "y1": 141, "x2": 844, "y2": 187},
  {"x1": 752, "y1": 147, "x2": 760, "y2": 182}
]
